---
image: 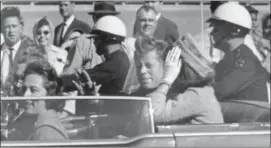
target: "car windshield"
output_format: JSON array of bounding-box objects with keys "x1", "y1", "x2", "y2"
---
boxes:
[{"x1": 1, "y1": 96, "x2": 155, "y2": 141}]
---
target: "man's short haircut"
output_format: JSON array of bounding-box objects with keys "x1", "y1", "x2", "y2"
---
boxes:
[
  {"x1": 1, "y1": 7, "x2": 24, "y2": 26},
  {"x1": 136, "y1": 5, "x2": 157, "y2": 17},
  {"x1": 134, "y1": 35, "x2": 168, "y2": 62}
]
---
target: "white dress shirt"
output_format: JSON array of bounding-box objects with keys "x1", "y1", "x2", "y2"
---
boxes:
[
  {"x1": 62, "y1": 15, "x2": 75, "y2": 38},
  {"x1": 1, "y1": 40, "x2": 21, "y2": 84}
]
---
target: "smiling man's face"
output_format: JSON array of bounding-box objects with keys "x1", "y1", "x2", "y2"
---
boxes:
[{"x1": 137, "y1": 9, "x2": 157, "y2": 36}]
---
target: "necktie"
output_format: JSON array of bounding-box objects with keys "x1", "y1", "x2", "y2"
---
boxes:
[
  {"x1": 9, "y1": 48, "x2": 14, "y2": 66},
  {"x1": 1, "y1": 50, "x2": 10, "y2": 85},
  {"x1": 59, "y1": 23, "x2": 66, "y2": 46}
]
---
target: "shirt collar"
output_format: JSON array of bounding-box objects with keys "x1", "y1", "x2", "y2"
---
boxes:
[
  {"x1": 156, "y1": 13, "x2": 161, "y2": 21},
  {"x1": 3, "y1": 39, "x2": 21, "y2": 52},
  {"x1": 64, "y1": 15, "x2": 75, "y2": 26}
]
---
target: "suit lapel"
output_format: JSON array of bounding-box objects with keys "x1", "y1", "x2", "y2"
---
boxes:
[
  {"x1": 55, "y1": 25, "x2": 63, "y2": 47},
  {"x1": 63, "y1": 19, "x2": 77, "y2": 42}
]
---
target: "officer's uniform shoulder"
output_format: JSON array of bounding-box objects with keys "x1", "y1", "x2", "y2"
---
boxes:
[{"x1": 233, "y1": 44, "x2": 258, "y2": 69}]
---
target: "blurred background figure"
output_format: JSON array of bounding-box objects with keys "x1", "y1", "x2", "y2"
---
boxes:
[
  {"x1": 245, "y1": 5, "x2": 260, "y2": 29},
  {"x1": 33, "y1": 17, "x2": 67, "y2": 76},
  {"x1": 54, "y1": 0, "x2": 90, "y2": 47},
  {"x1": 134, "y1": 5, "x2": 157, "y2": 38},
  {"x1": 1, "y1": 7, "x2": 39, "y2": 89},
  {"x1": 88, "y1": 1, "x2": 120, "y2": 24},
  {"x1": 133, "y1": 0, "x2": 179, "y2": 45}
]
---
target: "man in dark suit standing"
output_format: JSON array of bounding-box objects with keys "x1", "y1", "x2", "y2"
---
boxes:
[
  {"x1": 133, "y1": 0, "x2": 179, "y2": 45},
  {"x1": 54, "y1": 0, "x2": 91, "y2": 47}
]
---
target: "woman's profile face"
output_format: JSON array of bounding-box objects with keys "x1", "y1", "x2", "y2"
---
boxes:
[
  {"x1": 36, "y1": 25, "x2": 51, "y2": 47},
  {"x1": 22, "y1": 73, "x2": 47, "y2": 114}
]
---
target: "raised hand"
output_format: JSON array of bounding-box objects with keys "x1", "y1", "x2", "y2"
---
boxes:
[
  {"x1": 72, "y1": 69, "x2": 94, "y2": 96},
  {"x1": 162, "y1": 46, "x2": 182, "y2": 85}
]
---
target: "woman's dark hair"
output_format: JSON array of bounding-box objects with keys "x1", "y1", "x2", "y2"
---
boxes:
[
  {"x1": 134, "y1": 35, "x2": 168, "y2": 62},
  {"x1": 1, "y1": 7, "x2": 24, "y2": 27},
  {"x1": 23, "y1": 60, "x2": 65, "y2": 112},
  {"x1": 135, "y1": 35, "x2": 214, "y2": 93}
]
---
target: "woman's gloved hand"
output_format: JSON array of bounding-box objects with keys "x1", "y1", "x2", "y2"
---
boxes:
[
  {"x1": 162, "y1": 46, "x2": 182, "y2": 86},
  {"x1": 72, "y1": 69, "x2": 97, "y2": 96}
]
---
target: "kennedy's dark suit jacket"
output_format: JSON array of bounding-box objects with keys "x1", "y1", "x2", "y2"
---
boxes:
[
  {"x1": 54, "y1": 18, "x2": 91, "y2": 47},
  {"x1": 133, "y1": 15, "x2": 179, "y2": 46}
]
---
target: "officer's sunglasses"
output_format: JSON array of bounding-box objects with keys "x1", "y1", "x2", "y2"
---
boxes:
[{"x1": 36, "y1": 30, "x2": 50, "y2": 35}]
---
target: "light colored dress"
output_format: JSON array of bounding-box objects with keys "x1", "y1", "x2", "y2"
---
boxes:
[{"x1": 46, "y1": 45, "x2": 68, "y2": 76}]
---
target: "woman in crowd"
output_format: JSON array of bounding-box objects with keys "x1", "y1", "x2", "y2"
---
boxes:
[
  {"x1": 33, "y1": 17, "x2": 67, "y2": 76},
  {"x1": 22, "y1": 60, "x2": 68, "y2": 140}
]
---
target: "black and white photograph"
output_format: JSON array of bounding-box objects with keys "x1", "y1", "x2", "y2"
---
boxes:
[{"x1": 0, "y1": 0, "x2": 270, "y2": 147}]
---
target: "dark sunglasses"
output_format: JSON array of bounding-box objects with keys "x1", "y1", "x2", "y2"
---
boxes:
[{"x1": 36, "y1": 30, "x2": 50, "y2": 35}]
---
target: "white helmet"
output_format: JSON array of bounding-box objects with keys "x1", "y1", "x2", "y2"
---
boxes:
[
  {"x1": 207, "y1": 2, "x2": 252, "y2": 29},
  {"x1": 93, "y1": 16, "x2": 127, "y2": 38}
]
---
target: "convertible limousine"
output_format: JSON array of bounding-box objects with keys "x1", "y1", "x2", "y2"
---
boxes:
[{"x1": 1, "y1": 96, "x2": 270, "y2": 147}]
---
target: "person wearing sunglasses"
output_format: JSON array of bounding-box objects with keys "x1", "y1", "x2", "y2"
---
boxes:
[{"x1": 33, "y1": 17, "x2": 68, "y2": 76}]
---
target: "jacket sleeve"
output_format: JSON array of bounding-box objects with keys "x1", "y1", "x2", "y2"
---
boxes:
[
  {"x1": 61, "y1": 35, "x2": 102, "y2": 75},
  {"x1": 148, "y1": 89, "x2": 205, "y2": 124},
  {"x1": 212, "y1": 58, "x2": 257, "y2": 100},
  {"x1": 86, "y1": 60, "x2": 117, "y2": 85}
]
